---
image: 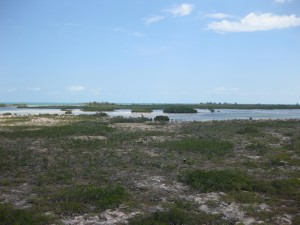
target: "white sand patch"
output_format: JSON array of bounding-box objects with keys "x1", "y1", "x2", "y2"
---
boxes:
[
  {"x1": 71, "y1": 136, "x2": 108, "y2": 141},
  {"x1": 62, "y1": 209, "x2": 139, "y2": 225}
]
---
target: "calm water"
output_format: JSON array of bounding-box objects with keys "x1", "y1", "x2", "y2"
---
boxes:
[
  {"x1": 1, "y1": 107, "x2": 300, "y2": 121},
  {"x1": 106, "y1": 109, "x2": 300, "y2": 121}
]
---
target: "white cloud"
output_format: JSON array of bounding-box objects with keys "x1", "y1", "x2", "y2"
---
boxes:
[
  {"x1": 206, "y1": 13, "x2": 233, "y2": 19},
  {"x1": 213, "y1": 87, "x2": 240, "y2": 93},
  {"x1": 27, "y1": 87, "x2": 41, "y2": 91},
  {"x1": 274, "y1": 0, "x2": 293, "y2": 4},
  {"x1": 90, "y1": 88, "x2": 102, "y2": 96},
  {"x1": 132, "y1": 32, "x2": 145, "y2": 38},
  {"x1": 144, "y1": 15, "x2": 165, "y2": 25},
  {"x1": 113, "y1": 27, "x2": 145, "y2": 38},
  {"x1": 166, "y1": 3, "x2": 194, "y2": 17},
  {"x1": 207, "y1": 12, "x2": 300, "y2": 33},
  {"x1": 68, "y1": 85, "x2": 85, "y2": 92}
]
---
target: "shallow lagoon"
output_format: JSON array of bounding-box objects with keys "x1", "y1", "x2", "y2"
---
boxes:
[
  {"x1": 1, "y1": 107, "x2": 300, "y2": 121},
  {"x1": 106, "y1": 109, "x2": 300, "y2": 121}
]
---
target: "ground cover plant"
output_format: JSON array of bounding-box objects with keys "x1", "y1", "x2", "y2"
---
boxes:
[
  {"x1": 163, "y1": 106, "x2": 197, "y2": 113},
  {"x1": 0, "y1": 114, "x2": 299, "y2": 224}
]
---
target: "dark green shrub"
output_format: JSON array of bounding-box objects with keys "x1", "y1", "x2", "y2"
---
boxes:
[
  {"x1": 129, "y1": 206, "x2": 227, "y2": 225},
  {"x1": 154, "y1": 115, "x2": 170, "y2": 122},
  {"x1": 131, "y1": 108, "x2": 153, "y2": 113},
  {"x1": 0, "y1": 204, "x2": 50, "y2": 225},
  {"x1": 182, "y1": 170, "x2": 250, "y2": 192},
  {"x1": 156, "y1": 138, "x2": 233, "y2": 158},
  {"x1": 50, "y1": 185, "x2": 128, "y2": 213},
  {"x1": 236, "y1": 126, "x2": 259, "y2": 134},
  {"x1": 111, "y1": 116, "x2": 150, "y2": 123},
  {"x1": 246, "y1": 143, "x2": 269, "y2": 155},
  {"x1": 163, "y1": 107, "x2": 197, "y2": 113},
  {"x1": 64, "y1": 110, "x2": 72, "y2": 114}
]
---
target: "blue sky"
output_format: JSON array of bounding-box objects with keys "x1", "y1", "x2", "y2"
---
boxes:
[{"x1": 0, "y1": 0, "x2": 300, "y2": 103}]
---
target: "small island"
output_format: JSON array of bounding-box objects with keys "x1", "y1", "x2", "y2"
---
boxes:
[
  {"x1": 131, "y1": 108, "x2": 153, "y2": 113},
  {"x1": 163, "y1": 106, "x2": 197, "y2": 113}
]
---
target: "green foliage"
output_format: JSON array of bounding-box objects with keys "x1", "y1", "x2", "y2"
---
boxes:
[
  {"x1": 182, "y1": 170, "x2": 250, "y2": 192},
  {"x1": 236, "y1": 126, "x2": 259, "y2": 134},
  {"x1": 110, "y1": 116, "x2": 151, "y2": 123},
  {"x1": 82, "y1": 106, "x2": 115, "y2": 111},
  {"x1": 246, "y1": 143, "x2": 269, "y2": 156},
  {"x1": 0, "y1": 121, "x2": 114, "y2": 138},
  {"x1": 269, "y1": 153, "x2": 290, "y2": 166},
  {"x1": 64, "y1": 109, "x2": 72, "y2": 114},
  {"x1": 131, "y1": 108, "x2": 153, "y2": 113},
  {"x1": 292, "y1": 215, "x2": 300, "y2": 225},
  {"x1": 224, "y1": 191, "x2": 264, "y2": 204},
  {"x1": 128, "y1": 205, "x2": 228, "y2": 225},
  {"x1": 154, "y1": 115, "x2": 170, "y2": 122},
  {"x1": 163, "y1": 106, "x2": 197, "y2": 113},
  {"x1": 157, "y1": 138, "x2": 233, "y2": 158},
  {"x1": 82, "y1": 102, "x2": 116, "y2": 111},
  {"x1": 50, "y1": 185, "x2": 128, "y2": 213},
  {"x1": 0, "y1": 204, "x2": 50, "y2": 225}
]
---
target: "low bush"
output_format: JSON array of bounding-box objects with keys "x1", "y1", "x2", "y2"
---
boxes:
[
  {"x1": 236, "y1": 126, "x2": 259, "y2": 134},
  {"x1": 163, "y1": 106, "x2": 197, "y2": 113},
  {"x1": 154, "y1": 115, "x2": 170, "y2": 122},
  {"x1": 0, "y1": 204, "x2": 50, "y2": 225},
  {"x1": 156, "y1": 138, "x2": 233, "y2": 158},
  {"x1": 50, "y1": 185, "x2": 128, "y2": 213},
  {"x1": 111, "y1": 116, "x2": 151, "y2": 123},
  {"x1": 131, "y1": 108, "x2": 153, "y2": 113},
  {"x1": 128, "y1": 205, "x2": 226, "y2": 225},
  {"x1": 181, "y1": 170, "x2": 250, "y2": 192}
]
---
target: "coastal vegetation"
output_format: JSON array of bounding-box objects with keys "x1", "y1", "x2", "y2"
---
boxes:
[
  {"x1": 4, "y1": 102, "x2": 300, "y2": 111},
  {"x1": 131, "y1": 108, "x2": 153, "y2": 113},
  {"x1": 154, "y1": 115, "x2": 170, "y2": 122},
  {"x1": 163, "y1": 106, "x2": 197, "y2": 113},
  {"x1": 0, "y1": 114, "x2": 299, "y2": 224}
]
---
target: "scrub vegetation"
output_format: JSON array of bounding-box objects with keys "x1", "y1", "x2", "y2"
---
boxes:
[{"x1": 0, "y1": 114, "x2": 299, "y2": 224}]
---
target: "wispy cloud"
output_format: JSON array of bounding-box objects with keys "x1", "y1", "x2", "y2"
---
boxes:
[
  {"x1": 274, "y1": 0, "x2": 293, "y2": 4},
  {"x1": 67, "y1": 85, "x2": 85, "y2": 92},
  {"x1": 144, "y1": 15, "x2": 165, "y2": 25},
  {"x1": 2, "y1": 88, "x2": 17, "y2": 93},
  {"x1": 27, "y1": 87, "x2": 41, "y2": 91},
  {"x1": 166, "y1": 3, "x2": 194, "y2": 17},
  {"x1": 113, "y1": 27, "x2": 145, "y2": 38},
  {"x1": 206, "y1": 13, "x2": 233, "y2": 19},
  {"x1": 213, "y1": 87, "x2": 240, "y2": 94},
  {"x1": 90, "y1": 88, "x2": 102, "y2": 96},
  {"x1": 207, "y1": 12, "x2": 300, "y2": 33}
]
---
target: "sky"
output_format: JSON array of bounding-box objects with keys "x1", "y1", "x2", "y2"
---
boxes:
[{"x1": 0, "y1": 0, "x2": 300, "y2": 104}]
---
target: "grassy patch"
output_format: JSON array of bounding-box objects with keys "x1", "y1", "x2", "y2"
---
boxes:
[
  {"x1": 236, "y1": 126, "x2": 260, "y2": 135},
  {"x1": 0, "y1": 121, "x2": 113, "y2": 138},
  {"x1": 223, "y1": 191, "x2": 264, "y2": 204},
  {"x1": 246, "y1": 143, "x2": 270, "y2": 156},
  {"x1": 181, "y1": 170, "x2": 250, "y2": 192},
  {"x1": 0, "y1": 204, "x2": 51, "y2": 225},
  {"x1": 128, "y1": 205, "x2": 228, "y2": 225},
  {"x1": 156, "y1": 138, "x2": 233, "y2": 158},
  {"x1": 49, "y1": 185, "x2": 128, "y2": 214},
  {"x1": 110, "y1": 116, "x2": 151, "y2": 123}
]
